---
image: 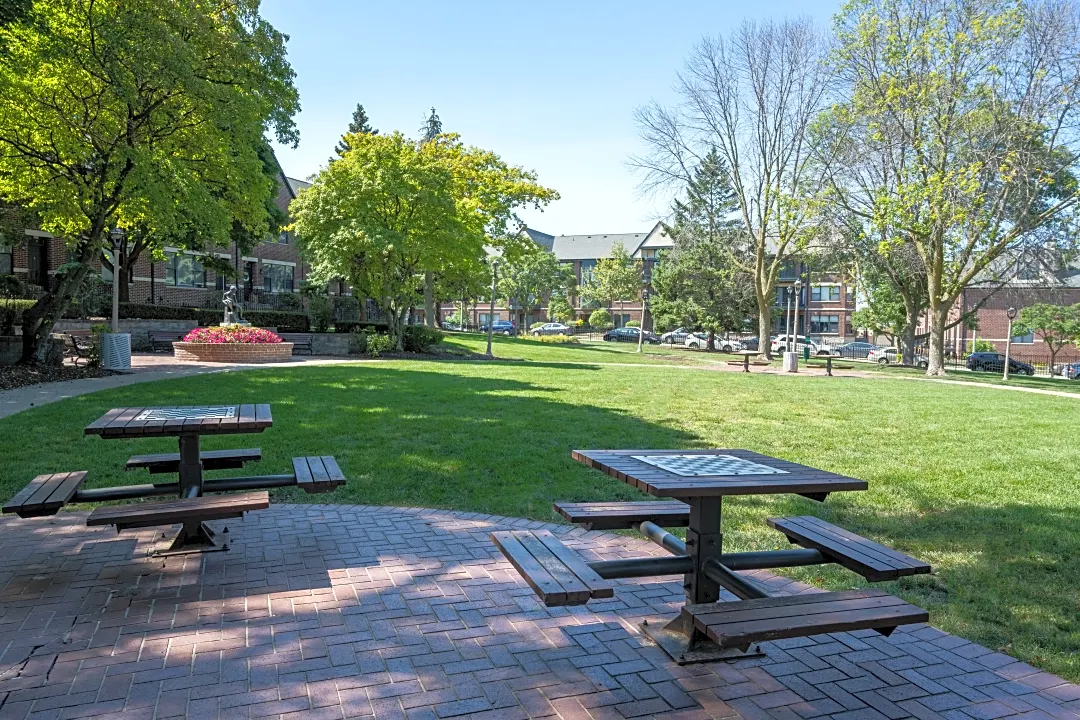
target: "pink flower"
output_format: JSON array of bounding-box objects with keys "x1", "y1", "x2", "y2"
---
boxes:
[{"x1": 183, "y1": 326, "x2": 282, "y2": 344}]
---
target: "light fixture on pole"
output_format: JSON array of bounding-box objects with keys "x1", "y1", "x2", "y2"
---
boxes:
[
  {"x1": 636, "y1": 289, "x2": 650, "y2": 353},
  {"x1": 793, "y1": 278, "x2": 804, "y2": 354},
  {"x1": 784, "y1": 286, "x2": 794, "y2": 352},
  {"x1": 101, "y1": 227, "x2": 131, "y2": 371},
  {"x1": 110, "y1": 227, "x2": 124, "y2": 333},
  {"x1": 1003, "y1": 307, "x2": 1017, "y2": 381},
  {"x1": 485, "y1": 257, "x2": 500, "y2": 358}
]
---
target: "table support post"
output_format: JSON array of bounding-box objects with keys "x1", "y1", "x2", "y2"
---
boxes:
[
  {"x1": 743, "y1": 355, "x2": 750, "y2": 372},
  {"x1": 685, "y1": 496, "x2": 722, "y2": 605},
  {"x1": 177, "y1": 433, "x2": 203, "y2": 498}
]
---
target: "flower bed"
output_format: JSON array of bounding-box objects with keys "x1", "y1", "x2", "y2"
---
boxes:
[{"x1": 174, "y1": 326, "x2": 293, "y2": 363}]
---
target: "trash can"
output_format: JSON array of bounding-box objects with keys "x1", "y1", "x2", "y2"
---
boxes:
[
  {"x1": 783, "y1": 351, "x2": 799, "y2": 373},
  {"x1": 100, "y1": 332, "x2": 131, "y2": 371},
  {"x1": 803, "y1": 344, "x2": 811, "y2": 361}
]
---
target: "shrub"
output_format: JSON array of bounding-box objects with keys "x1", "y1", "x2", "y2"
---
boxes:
[
  {"x1": 347, "y1": 331, "x2": 368, "y2": 355},
  {"x1": 533, "y1": 335, "x2": 578, "y2": 344},
  {"x1": 972, "y1": 338, "x2": 995, "y2": 353},
  {"x1": 113, "y1": 303, "x2": 310, "y2": 332},
  {"x1": 308, "y1": 295, "x2": 332, "y2": 332},
  {"x1": 366, "y1": 332, "x2": 392, "y2": 357},
  {"x1": 87, "y1": 323, "x2": 110, "y2": 367},
  {"x1": 182, "y1": 326, "x2": 282, "y2": 344},
  {"x1": 625, "y1": 320, "x2": 640, "y2": 328},
  {"x1": 588, "y1": 308, "x2": 613, "y2": 330},
  {"x1": 403, "y1": 325, "x2": 444, "y2": 353},
  {"x1": 0, "y1": 298, "x2": 36, "y2": 334},
  {"x1": 335, "y1": 321, "x2": 388, "y2": 334}
]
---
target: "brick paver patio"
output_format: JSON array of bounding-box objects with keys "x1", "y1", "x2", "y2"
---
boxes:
[{"x1": 0, "y1": 505, "x2": 1076, "y2": 719}]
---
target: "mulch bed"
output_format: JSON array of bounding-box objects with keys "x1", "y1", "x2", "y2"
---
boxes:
[{"x1": 0, "y1": 364, "x2": 119, "y2": 392}]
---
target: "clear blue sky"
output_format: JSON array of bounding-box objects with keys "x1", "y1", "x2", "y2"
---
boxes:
[{"x1": 263, "y1": 0, "x2": 838, "y2": 236}]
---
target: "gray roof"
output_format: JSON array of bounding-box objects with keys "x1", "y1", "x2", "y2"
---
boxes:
[
  {"x1": 524, "y1": 228, "x2": 555, "y2": 251},
  {"x1": 551, "y1": 232, "x2": 649, "y2": 260},
  {"x1": 286, "y1": 177, "x2": 312, "y2": 196}
]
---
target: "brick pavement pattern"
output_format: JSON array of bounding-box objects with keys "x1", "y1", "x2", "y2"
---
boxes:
[{"x1": 0, "y1": 505, "x2": 1076, "y2": 719}]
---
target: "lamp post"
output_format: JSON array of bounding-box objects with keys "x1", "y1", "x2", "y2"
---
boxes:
[
  {"x1": 636, "y1": 289, "x2": 650, "y2": 353},
  {"x1": 109, "y1": 227, "x2": 125, "y2": 333},
  {"x1": 784, "y1": 286, "x2": 794, "y2": 352},
  {"x1": 1003, "y1": 307, "x2": 1017, "y2": 381},
  {"x1": 485, "y1": 258, "x2": 500, "y2": 358},
  {"x1": 793, "y1": 277, "x2": 803, "y2": 354}
]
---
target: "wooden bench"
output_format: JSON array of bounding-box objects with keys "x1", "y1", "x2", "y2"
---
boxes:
[
  {"x1": 492, "y1": 529, "x2": 613, "y2": 606},
  {"x1": 148, "y1": 330, "x2": 186, "y2": 352},
  {"x1": 768, "y1": 516, "x2": 931, "y2": 582},
  {"x1": 684, "y1": 589, "x2": 928, "y2": 649},
  {"x1": 126, "y1": 448, "x2": 262, "y2": 474},
  {"x1": 292, "y1": 456, "x2": 346, "y2": 493},
  {"x1": 60, "y1": 331, "x2": 95, "y2": 367},
  {"x1": 278, "y1": 333, "x2": 314, "y2": 355},
  {"x1": 554, "y1": 500, "x2": 690, "y2": 530},
  {"x1": 3, "y1": 471, "x2": 88, "y2": 518},
  {"x1": 86, "y1": 491, "x2": 269, "y2": 531}
]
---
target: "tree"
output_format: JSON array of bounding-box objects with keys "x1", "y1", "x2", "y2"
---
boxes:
[
  {"x1": 547, "y1": 293, "x2": 574, "y2": 323},
  {"x1": 291, "y1": 131, "x2": 556, "y2": 351},
  {"x1": 497, "y1": 248, "x2": 576, "y2": 330},
  {"x1": 826, "y1": 0, "x2": 1080, "y2": 375},
  {"x1": 420, "y1": 107, "x2": 442, "y2": 142},
  {"x1": 580, "y1": 242, "x2": 642, "y2": 320},
  {"x1": 634, "y1": 18, "x2": 833, "y2": 359},
  {"x1": 0, "y1": 0, "x2": 299, "y2": 362},
  {"x1": 1015, "y1": 303, "x2": 1080, "y2": 371},
  {"x1": 588, "y1": 308, "x2": 613, "y2": 330},
  {"x1": 334, "y1": 104, "x2": 378, "y2": 157}
]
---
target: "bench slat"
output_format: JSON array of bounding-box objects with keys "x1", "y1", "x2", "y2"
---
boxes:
[
  {"x1": 491, "y1": 531, "x2": 567, "y2": 606},
  {"x1": 491, "y1": 529, "x2": 612, "y2": 607},
  {"x1": 127, "y1": 448, "x2": 262, "y2": 474},
  {"x1": 43, "y1": 471, "x2": 89, "y2": 512},
  {"x1": 515, "y1": 532, "x2": 591, "y2": 605},
  {"x1": 554, "y1": 500, "x2": 690, "y2": 530},
  {"x1": 531, "y1": 529, "x2": 613, "y2": 598},
  {"x1": 86, "y1": 491, "x2": 269, "y2": 529},
  {"x1": 307, "y1": 456, "x2": 330, "y2": 483},
  {"x1": 768, "y1": 516, "x2": 930, "y2": 582},
  {"x1": 2, "y1": 471, "x2": 86, "y2": 517},
  {"x1": 320, "y1": 456, "x2": 346, "y2": 482},
  {"x1": 293, "y1": 457, "x2": 314, "y2": 487},
  {"x1": 291, "y1": 456, "x2": 346, "y2": 493}
]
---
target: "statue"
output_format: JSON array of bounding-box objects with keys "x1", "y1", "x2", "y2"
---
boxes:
[{"x1": 222, "y1": 285, "x2": 247, "y2": 325}]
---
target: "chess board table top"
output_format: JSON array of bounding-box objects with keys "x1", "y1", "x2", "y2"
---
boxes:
[
  {"x1": 572, "y1": 449, "x2": 867, "y2": 498},
  {"x1": 85, "y1": 405, "x2": 272, "y2": 438}
]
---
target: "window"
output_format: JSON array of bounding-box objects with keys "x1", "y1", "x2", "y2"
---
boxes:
[
  {"x1": 579, "y1": 259, "x2": 596, "y2": 285},
  {"x1": 1011, "y1": 331, "x2": 1034, "y2": 344},
  {"x1": 1, "y1": 242, "x2": 12, "y2": 275},
  {"x1": 809, "y1": 314, "x2": 840, "y2": 334},
  {"x1": 164, "y1": 251, "x2": 206, "y2": 288},
  {"x1": 779, "y1": 262, "x2": 797, "y2": 281},
  {"x1": 263, "y1": 263, "x2": 294, "y2": 293},
  {"x1": 811, "y1": 285, "x2": 841, "y2": 302},
  {"x1": 615, "y1": 314, "x2": 631, "y2": 328},
  {"x1": 277, "y1": 230, "x2": 289, "y2": 244}
]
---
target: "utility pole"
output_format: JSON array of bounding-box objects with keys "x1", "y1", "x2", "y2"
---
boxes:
[
  {"x1": 1003, "y1": 307, "x2": 1017, "y2": 381},
  {"x1": 485, "y1": 259, "x2": 500, "y2": 358}
]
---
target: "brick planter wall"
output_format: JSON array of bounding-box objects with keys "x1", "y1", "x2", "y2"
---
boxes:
[{"x1": 173, "y1": 342, "x2": 293, "y2": 363}]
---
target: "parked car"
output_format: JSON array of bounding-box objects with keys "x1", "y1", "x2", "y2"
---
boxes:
[
  {"x1": 867, "y1": 347, "x2": 929, "y2": 368},
  {"x1": 531, "y1": 322, "x2": 570, "y2": 337},
  {"x1": 481, "y1": 320, "x2": 516, "y2": 336},
  {"x1": 741, "y1": 336, "x2": 761, "y2": 351},
  {"x1": 832, "y1": 341, "x2": 878, "y2": 359},
  {"x1": 966, "y1": 352, "x2": 1035, "y2": 376},
  {"x1": 660, "y1": 327, "x2": 691, "y2": 344},
  {"x1": 603, "y1": 327, "x2": 660, "y2": 344},
  {"x1": 685, "y1": 333, "x2": 743, "y2": 352},
  {"x1": 1061, "y1": 362, "x2": 1080, "y2": 380},
  {"x1": 770, "y1": 334, "x2": 832, "y2": 356}
]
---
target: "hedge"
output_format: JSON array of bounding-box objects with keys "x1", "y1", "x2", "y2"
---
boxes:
[
  {"x1": 334, "y1": 321, "x2": 389, "y2": 334},
  {"x1": 402, "y1": 325, "x2": 443, "y2": 353},
  {"x1": 0, "y1": 299, "x2": 36, "y2": 333},
  {"x1": 116, "y1": 303, "x2": 310, "y2": 332}
]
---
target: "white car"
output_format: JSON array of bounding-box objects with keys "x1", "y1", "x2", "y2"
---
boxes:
[
  {"x1": 661, "y1": 327, "x2": 690, "y2": 344},
  {"x1": 771, "y1": 334, "x2": 831, "y2": 355},
  {"x1": 685, "y1": 333, "x2": 744, "y2": 352},
  {"x1": 867, "y1": 347, "x2": 929, "y2": 368},
  {"x1": 531, "y1": 322, "x2": 571, "y2": 336}
]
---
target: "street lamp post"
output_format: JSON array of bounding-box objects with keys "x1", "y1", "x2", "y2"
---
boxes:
[
  {"x1": 784, "y1": 287, "x2": 794, "y2": 352},
  {"x1": 110, "y1": 227, "x2": 125, "y2": 333},
  {"x1": 793, "y1": 278, "x2": 804, "y2": 355},
  {"x1": 636, "y1": 289, "x2": 650, "y2": 353},
  {"x1": 485, "y1": 258, "x2": 500, "y2": 358},
  {"x1": 1003, "y1": 307, "x2": 1017, "y2": 381}
]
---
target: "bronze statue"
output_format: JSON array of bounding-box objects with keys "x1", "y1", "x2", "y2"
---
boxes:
[{"x1": 222, "y1": 285, "x2": 245, "y2": 325}]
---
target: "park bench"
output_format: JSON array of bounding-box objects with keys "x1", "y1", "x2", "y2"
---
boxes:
[
  {"x1": 768, "y1": 516, "x2": 931, "y2": 582},
  {"x1": 126, "y1": 448, "x2": 262, "y2": 474},
  {"x1": 59, "y1": 331, "x2": 95, "y2": 367},
  {"x1": 148, "y1": 330, "x2": 186, "y2": 352},
  {"x1": 554, "y1": 500, "x2": 690, "y2": 530},
  {"x1": 682, "y1": 589, "x2": 929, "y2": 650},
  {"x1": 3, "y1": 471, "x2": 88, "y2": 518},
  {"x1": 86, "y1": 491, "x2": 269, "y2": 531},
  {"x1": 277, "y1": 332, "x2": 313, "y2": 355},
  {"x1": 491, "y1": 529, "x2": 613, "y2": 606},
  {"x1": 292, "y1": 456, "x2": 347, "y2": 493}
]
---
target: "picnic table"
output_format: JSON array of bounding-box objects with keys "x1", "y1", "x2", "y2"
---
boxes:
[
  {"x1": 4, "y1": 405, "x2": 345, "y2": 555},
  {"x1": 493, "y1": 449, "x2": 931, "y2": 664},
  {"x1": 732, "y1": 350, "x2": 762, "y2": 372}
]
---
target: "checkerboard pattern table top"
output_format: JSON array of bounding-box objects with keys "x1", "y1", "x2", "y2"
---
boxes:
[
  {"x1": 572, "y1": 449, "x2": 868, "y2": 498},
  {"x1": 85, "y1": 404, "x2": 272, "y2": 438}
]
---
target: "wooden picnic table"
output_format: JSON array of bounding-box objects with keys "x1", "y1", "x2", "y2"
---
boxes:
[{"x1": 732, "y1": 350, "x2": 760, "y2": 372}]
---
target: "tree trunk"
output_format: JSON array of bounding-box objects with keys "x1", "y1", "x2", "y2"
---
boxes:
[
  {"x1": 900, "y1": 298, "x2": 919, "y2": 365},
  {"x1": 21, "y1": 241, "x2": 96, "y2": 363},
  {"x1": 424, "y1": 271, "x2": 436, "y2": 328},
  {"x1": 926, "y1": 302, "x2": 949, "y2": 376},
  {"x1": 757, "y1": 297, "x2": 773, "y2": 361},
  {"x1": 386, "y1": 300, "x2": 407, "y2": 352}
]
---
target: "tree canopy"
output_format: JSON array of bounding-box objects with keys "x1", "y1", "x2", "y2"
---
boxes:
[
  {"x1": 1014, "y1": 303, "x2": 1080, "y2": 370},
  {"x1": 580, "y1": 242, "x2": 641, "y2": 310},
  {"x1": 334, "y1": 103, "x2": 378, "y2": 157},
  {"x1": 497, "y1": 247, "x2": 576, "y2": 329}
]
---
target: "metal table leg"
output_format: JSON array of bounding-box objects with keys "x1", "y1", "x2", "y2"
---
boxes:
[{"x1": 157, "y1": 432, "x2": 225, "y2": 555}]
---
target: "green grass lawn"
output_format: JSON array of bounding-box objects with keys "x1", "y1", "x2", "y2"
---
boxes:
[{"x1": 0, "y1": 339, "x2": 1077, "y2": 680}]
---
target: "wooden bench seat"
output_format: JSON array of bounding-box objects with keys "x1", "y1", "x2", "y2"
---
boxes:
[
  {"x1": 685, "y1": 589, "x2": 928, "y2": 649},
  {"x1": 554, "y1": 500, "x2": 690, "y2": 530},
  {"x1": 292, "y1": 456, "x2": 346, "y2": 493},
  {"x1": 86, "y1": 491, "x2": 269, "y2": 531},
  {"x1": 492, "y1": 529, "x2": 613, "y2": 607},
  {"x1": 126, "y1": 448, "x2": 262, "y2": 474},
  {"x1": 148, "y1": 331, "x2": 186, "y2": 352},
  {"x1": 3, "y1": 471, "x2": 89, "y2": 518},
  {"x1": 768, "y1": 516, "x2": 931, "y2": 582},
  {"x1": 278, "y1": 333, "x2": 314, "y2": 355}
]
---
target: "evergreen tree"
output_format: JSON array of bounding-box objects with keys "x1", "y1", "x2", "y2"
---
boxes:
[
  {"x1": 334, "y1": 103, "x2": 377, "y2": 157},
  {"x1": 669, "y1": 147, "x2": 738, "y2": 246},
  {"x1": 420, "y1": 107, "x2": 442, "y2": 142}
]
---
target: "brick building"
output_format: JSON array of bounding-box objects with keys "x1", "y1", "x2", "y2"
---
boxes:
[{"x1": 0, "y1": 155, "x2": 311, "y2": 309}]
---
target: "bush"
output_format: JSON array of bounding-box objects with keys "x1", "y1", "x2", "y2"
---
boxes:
[
  {"x1": 347, "y1": 331, "x2": 368, "y2": 355},
  {"x1": 182, "y1": 326, "x2": 282, "y2": 344},
  {"x1": 335, "y1": 321, "x2": 388, "y2": 334},
  {"x1": 0, "y1": 298, "x2": 36, "y2": 334},
  {"x1": 244, "y1": 310, "x2": 309, "y2": 332},
  {"x1": 588, "y1": 308, "x2": 613, "y2": 330},
  {"x1": 366, "y1": 332, "x2": 392, "y2": 357},
  {"x1": 625, "y1": 320, "x2": 640, "y2": 328},
  {"x1": 533, "y1": 335, "x2": 578, "y2": 344},
  {"x1": 111, "y1": 303, "x2": 309, "y2": 332},
  {"x1": 972, "y1": 338, "x2": 995, "y2": 353},
  {"x1": 87, "y1": 323, "x2": 109, "y2": 367},
  {"x1": 308, "y1": 295, "x2": 332, "y2": 332},
  {"x1": 403, "y1": 325, "x2": 444, "y2": 353}
]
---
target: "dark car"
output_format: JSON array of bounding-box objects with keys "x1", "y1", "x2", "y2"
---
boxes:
[
  {"x1": 741, "y1": 336, "x2": 760, "y2": 351},
  {"x1": 603, "y1": 327, "x2": 660, "y2": 344},
  {"x1": 966, "y1": 352, "x2": 1035, "y2": 376},
  {"x1": 832, "y1": 341, "x2": 878, "y2": 359},
  {"x1": 481, "y1": 320, "x2": 516, "y2": 336}
]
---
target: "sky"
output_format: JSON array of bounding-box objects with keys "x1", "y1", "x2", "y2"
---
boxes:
[{"x1": 262, "y1": 0, "x2": 838, "y2": 237}]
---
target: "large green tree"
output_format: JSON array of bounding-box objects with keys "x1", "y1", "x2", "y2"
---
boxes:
[
  {"x1": 1014, "y1": 303, "x2": 1080, "y2": 372},
  {"x1": 825, "y1": 0, "x2": 1080, "y2": 375},
  {"x1": 0, "y1": 0, "x2": 299, "y2": 361},
  {"x1": 290, "y1": 131, "x2": 556, "y2": 350},
  {"x1": 497, "y1": 247, "x2": 576, "y2": 330},
  {"x1": 580, "y1": 242, "x2": 642, "y2": 320}
]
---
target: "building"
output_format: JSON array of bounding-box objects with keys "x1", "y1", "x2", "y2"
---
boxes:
[{"x1": 0, "y1": 154, "x2": 311, "y2": 310}]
